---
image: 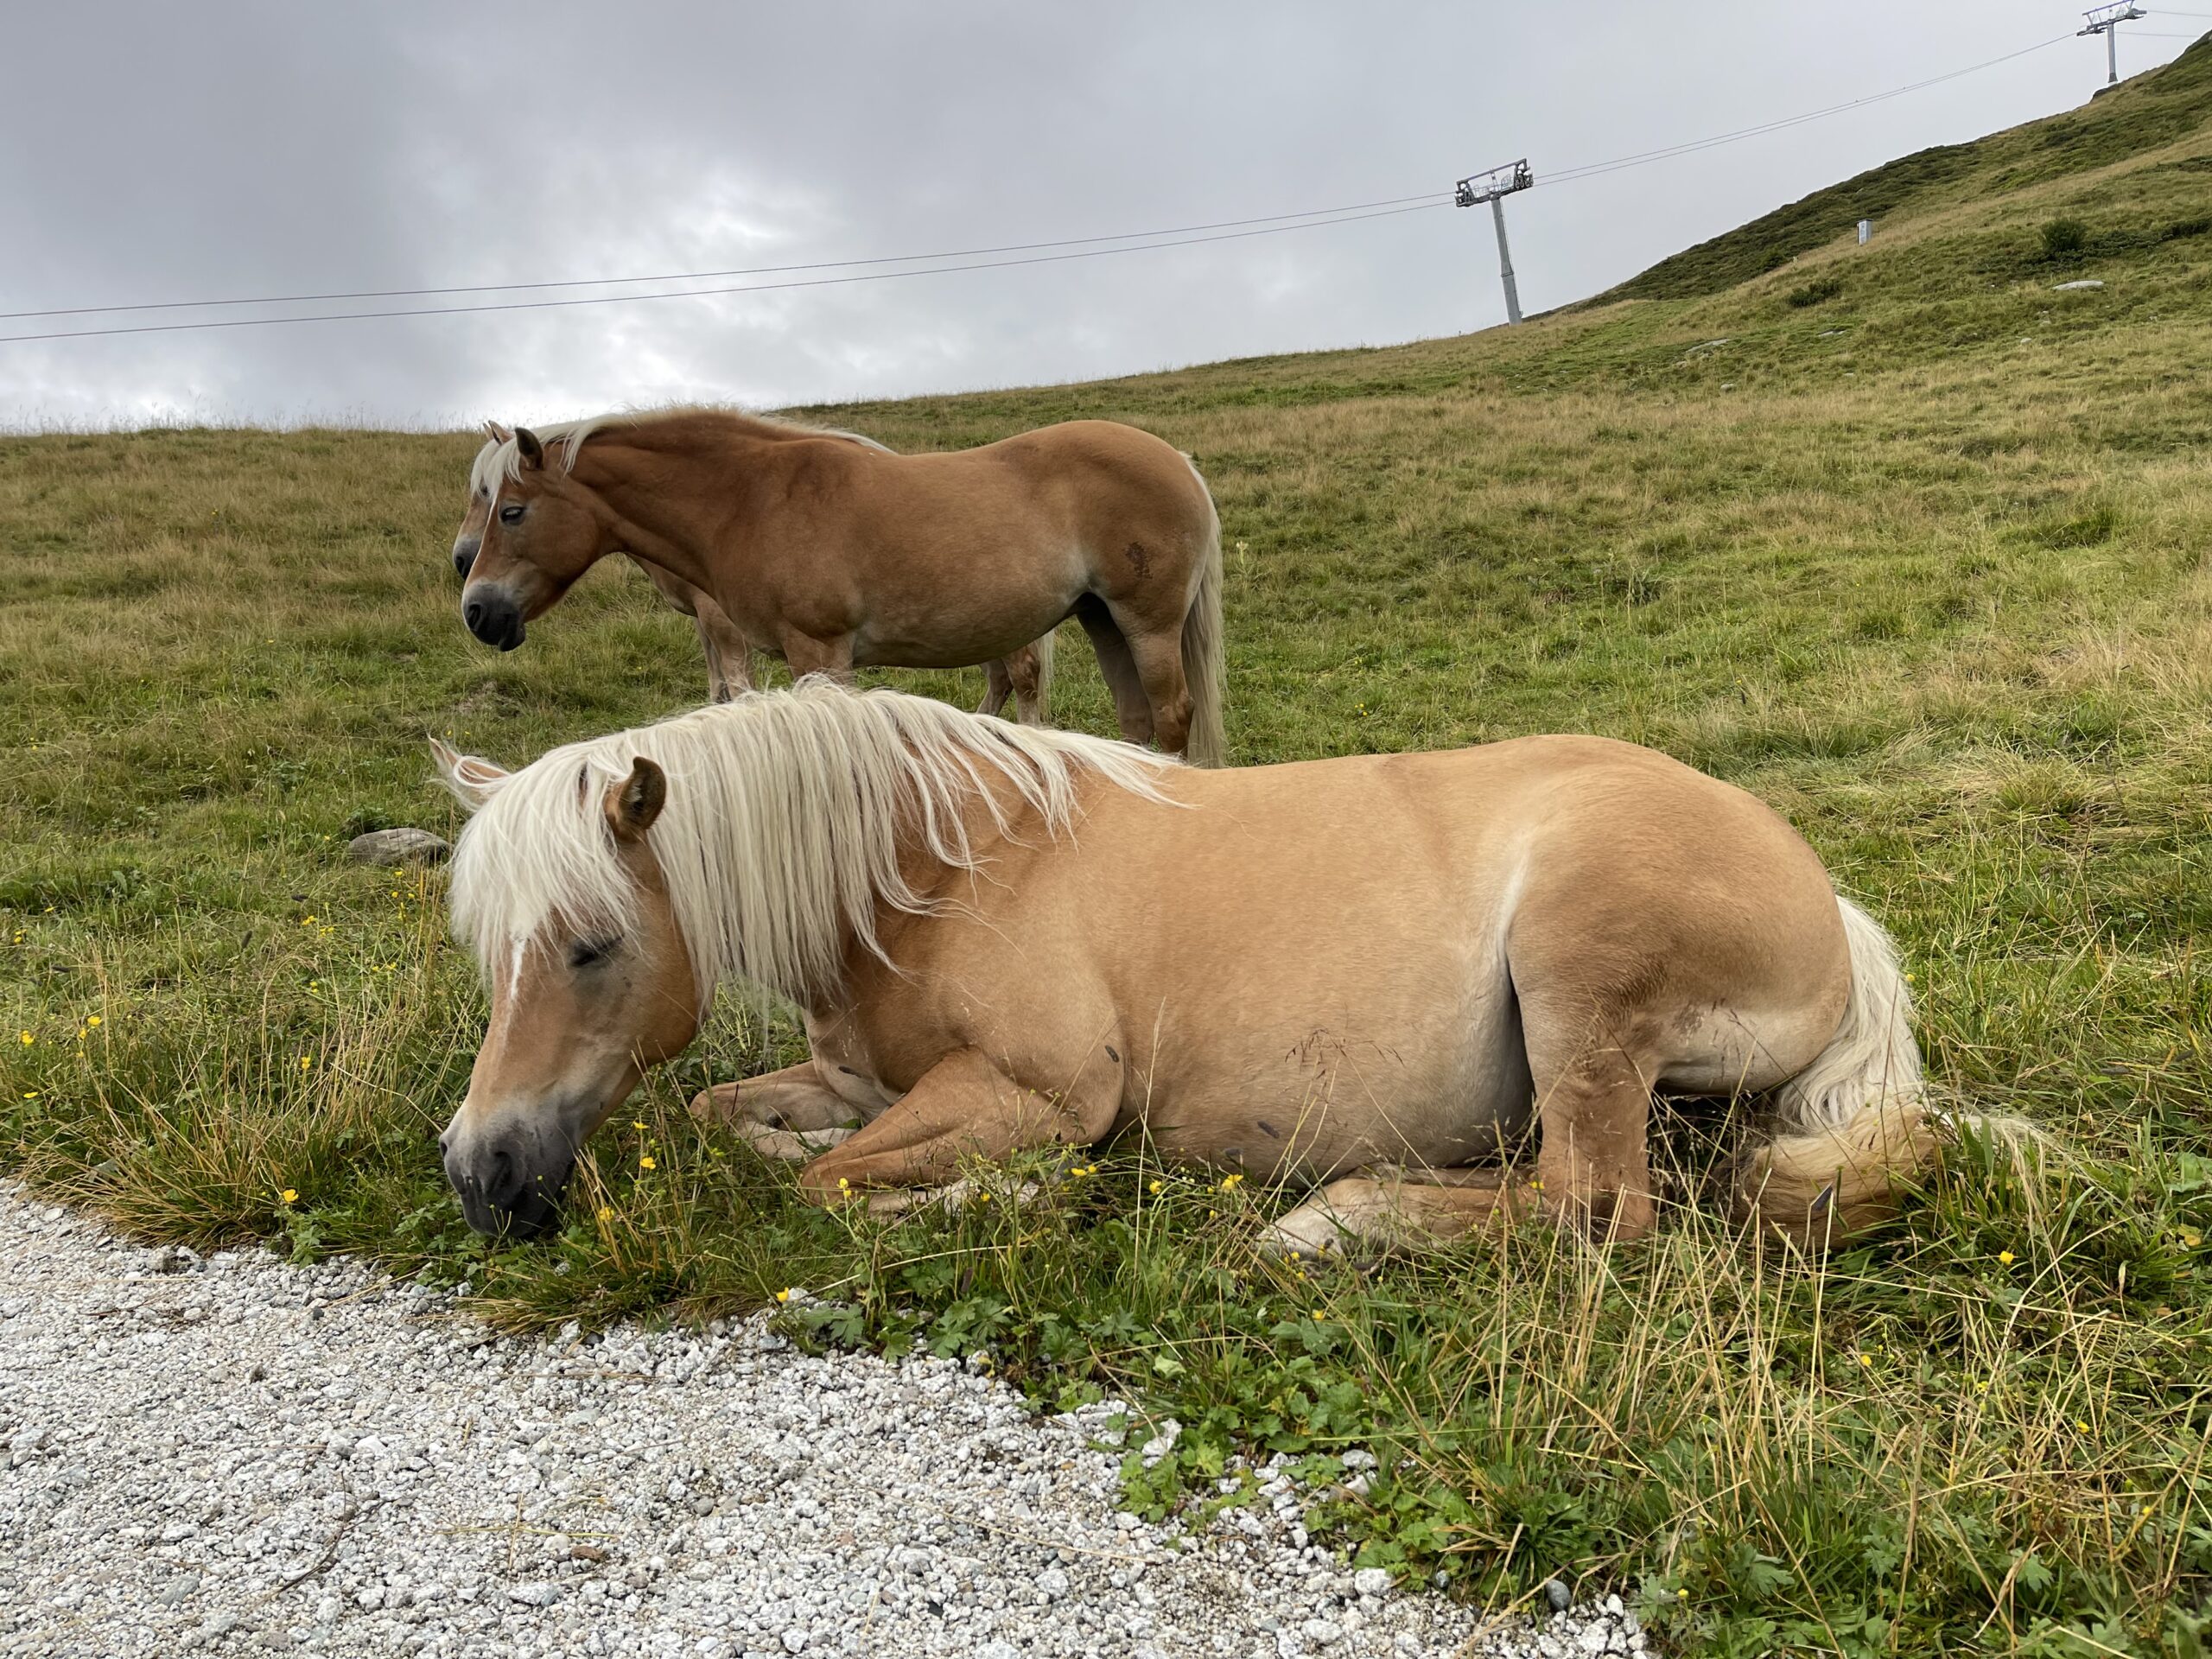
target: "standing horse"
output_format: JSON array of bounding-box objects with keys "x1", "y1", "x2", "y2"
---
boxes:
[
  {"x1": 433, "y1": 682, "x2": 1936, "y2": 1254},
  {"x1": 452, "y1": 419, "x2": 1052, "y2": 719},
  {"x1": 448, "y1": 410, "x2": 1224, "y2": 762}
]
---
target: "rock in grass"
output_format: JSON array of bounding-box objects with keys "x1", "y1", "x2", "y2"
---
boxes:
[
  {"x1": 1544, "y1": 1576, "x2": 1573, "y2": 1611},
  {"x1": 346, "y1": 827, "x2": 449, "y2": 867},
  {"x1": 2051, "y1": 279, "x2": 2105, "y2": 291}
]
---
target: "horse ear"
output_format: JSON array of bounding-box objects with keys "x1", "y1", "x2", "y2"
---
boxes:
[
  {"x1": 481, "y1": 420, "x2": 513, "y2": 444},
  {"x1": 513, "y1": 427, "x2": 545, "y2": 470},
  {"x1": 429, "y1": 737, "x2": 511, "y2": 810},
  {"x1": 605, "y1": 758, "x2": 666, "y2": 844}
]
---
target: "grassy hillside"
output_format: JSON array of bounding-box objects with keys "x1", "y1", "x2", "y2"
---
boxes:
[
  {"x1": 1586, "y1": 33, "x2": 2212, "y2": 305},
  {"x1": 8, "y1": 41, "x2": 2212, "y2": 1657}
]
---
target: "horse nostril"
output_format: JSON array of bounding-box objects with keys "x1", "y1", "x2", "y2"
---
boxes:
[
  {"x1": 483, "y1": 1146, "x2": 523, "y2": 1210},
  {"x1": 464, "y1": 599, "x2": 486, "y2": 633}
]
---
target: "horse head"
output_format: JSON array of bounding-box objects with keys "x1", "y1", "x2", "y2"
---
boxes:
[{"x1": 451, "y1": 423, "x2": 619, "y2": 652}]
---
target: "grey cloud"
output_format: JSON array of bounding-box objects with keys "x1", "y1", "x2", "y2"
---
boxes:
[{"x1": 0, "y1": 2, "x2": 2179, "y2": 427}]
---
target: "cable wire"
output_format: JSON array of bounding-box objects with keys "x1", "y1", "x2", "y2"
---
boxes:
[
  {"x1": 0, "y1": 192, "x2": 1448, "y2": 323},
  {"x1": 0, "y1": 201, "x2": 1447, "y2": 346},
  {"x1": 1536, "y1": 34, "x2": 2076, "y2": 187}
]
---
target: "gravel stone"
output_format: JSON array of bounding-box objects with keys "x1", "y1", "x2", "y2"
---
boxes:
[{"x1": 0, "y1": 1181, "x2": 1646, "y2": 1656}]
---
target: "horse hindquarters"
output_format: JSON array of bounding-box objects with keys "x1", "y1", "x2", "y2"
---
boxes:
[{"x1": 1501, "y1": 808, "x2": 1865, "y2": 1242}]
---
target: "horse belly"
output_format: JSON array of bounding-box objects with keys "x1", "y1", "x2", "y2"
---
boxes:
[
  {"x1": 846, "y1": 547, "x2": 1088, "y2": 669},
  {"x1": 1135, "y1": 952, "x2": 1532, "y2": 1181}
]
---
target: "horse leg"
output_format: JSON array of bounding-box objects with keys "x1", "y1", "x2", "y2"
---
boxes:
[
  {"x1": 1520, "y1": 1008, "x2": 1661, "y2": 1242},
  {"x1": 795, "y1": 1046, "x2": 1120, "y2": 1208},
  {"x1": 694, "y1": 596, "x2": 754, "y2": 703},
  {"x1": 1007, "y1": 639, "x2": 1049, "y2": 726},
  {"x1": 1073, "y1": 597, "x2": 1155, "y2": 747},
  {"x1": 1113, "y1": 611, "x2": 1195, "y2": 758},
  {"x1": 1263, "y1": 1166, "x2": 1524, "y2": 1262},
  {"x1": 976, "y1": 658, "x2": 1014, "y2": 718},
  {"x1": 782, "y1": 631, "x2": 856, "y2": 684},
  {"x1": 690, "y1": 1063, "x2": 861, "y2": 1163}
]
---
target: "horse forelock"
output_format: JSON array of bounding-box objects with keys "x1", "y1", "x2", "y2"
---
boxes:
[
  {"x1": 467, "y1": 416, "x2": 614, "y2": 501},
  {"x1": 447, "y1": 681, "x2": 1178, "y2": 1007}
]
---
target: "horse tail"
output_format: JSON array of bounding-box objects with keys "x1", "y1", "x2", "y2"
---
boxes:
[
  {"x1": 1178, "y1": 458, "x2": 1228, "y2": 766},
  {"x1": 1735, "y1": 896, "x2": 1940, "y2": 1247}
]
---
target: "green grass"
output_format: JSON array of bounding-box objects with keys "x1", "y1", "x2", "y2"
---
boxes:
[{"x1": 9, "y1": 41, "x2": 2212, "y2": 1658}]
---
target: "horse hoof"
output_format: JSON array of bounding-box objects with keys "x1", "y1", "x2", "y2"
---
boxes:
[
  {"x1": 688, "y1": 1084, "x2": 741, "y2": 1122},
  {"x1": 738, "y1": 1124, "x2": 854, "y2": 1164},
  {"x1": 1259, "y1": 1203, "x2": 1351, "y2": 1261}
]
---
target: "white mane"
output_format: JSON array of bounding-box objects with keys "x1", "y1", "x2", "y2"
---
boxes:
[
  {"x1": 446, "y1": 681, "x2": 1178, "y2": 1006},
  {"x1": 467, "y1": 409, "x2": 893, "y2": 499}
]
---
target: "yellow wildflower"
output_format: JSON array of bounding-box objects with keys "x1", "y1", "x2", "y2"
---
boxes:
[
  {"x1": 18, "y1": 1031, "x2": 31, "y2": 1046},
  {"x1": 632, "y1": 1121, "x2": 645, "y2": 1131},
  {"x1": 595, "y1": 1206, "x2": 613, "y2": 1224},
  {"x1": 1311, "y1": 1310, "x2": 1325, "y2": 1321},
  {"x1": 281, "y1": 1189, "x2": 298, "y2": 1205},
  {"x1": 837, "y1": 1177, "x2": 850, "y2": 1192},
  {"x1": 775, "y1": 1288, "x2": 792, "y2": 1303},
  {"x1": 1148, "y1": 1180, "x2": 1163, "y2": 1194},
  {"x1": 2075, "y1": 1419, "x2": 2091, "y2": 1433},
  {"x1": 22, "y1": 1091, "x2": 37, "y2": 1101},
  {"x1": 299, "y1": 1056, "x2": 313, "y2": 1071},
  {"x1": 1998, "y1": 1250, "x2": 2015, "y2": 1266},
  {"x1": 85, "y1": 1015, "x2": 99, "y2": 1028},
  {"x1": 638, "y1": 1155, "x2": 656, "y2": 1171}
]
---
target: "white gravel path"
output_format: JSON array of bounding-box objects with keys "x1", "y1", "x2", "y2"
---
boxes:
[{"x1": 0, "y1": 1184, "x2": 1645, "y2": 1659}]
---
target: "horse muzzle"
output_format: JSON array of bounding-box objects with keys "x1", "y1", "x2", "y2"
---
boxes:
[
  {"x1": 441, "y1": 1122, "x2": 573, "y2": 1240},
  {"x1": 461, "y1": 586, "x2": 525, "y2": 652}
]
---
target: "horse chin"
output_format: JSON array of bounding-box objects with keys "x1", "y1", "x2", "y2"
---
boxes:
[{"x1": 461, "y1": 1173, "x2": 569, "y2": 1242}]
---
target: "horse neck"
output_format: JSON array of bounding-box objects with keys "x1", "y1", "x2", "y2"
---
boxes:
[
  {"x1": 817, "y1": 763, "x2": 1060, "y2": 1008},
  {"x1": 569, "y1": 427, "x2": 785, "y2": 594}
]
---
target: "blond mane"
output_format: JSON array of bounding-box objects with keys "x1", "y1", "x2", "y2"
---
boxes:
[
  {"x1": 467, "y1": 407, "x2": 893, "y2": 499},
  {"x1": 445, "y1": 680, "x2": 1178, "y2": 1005}
]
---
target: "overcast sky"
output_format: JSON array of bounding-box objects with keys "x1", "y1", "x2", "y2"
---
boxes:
[{"x1": 0, "y1": 3, "x2": 2196, "y2": 429}]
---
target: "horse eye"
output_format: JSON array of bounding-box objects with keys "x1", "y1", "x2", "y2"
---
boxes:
[
  {"x1": 569, "y1": 938, "x2": 619, "y2": 969},
  {"x1": 499, "y1": 504, "x2": 524, "y2": 525}
]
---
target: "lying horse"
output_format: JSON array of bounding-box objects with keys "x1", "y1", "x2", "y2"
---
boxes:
[
  {"x1": 448, "y1": 409, "x2": 1224, "y2": 761},
  {"x1": 434, "y1": 681, "x2": 1934, "y2": 1252}
]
